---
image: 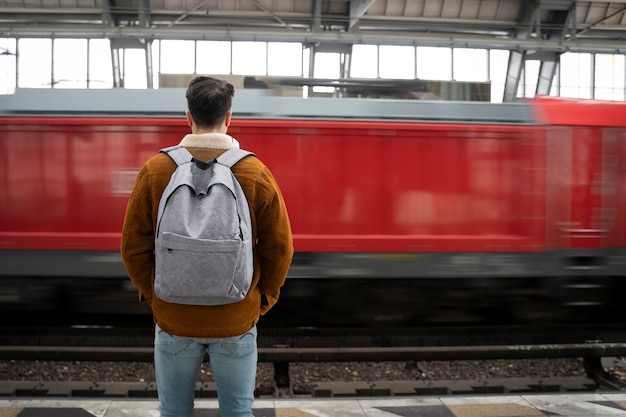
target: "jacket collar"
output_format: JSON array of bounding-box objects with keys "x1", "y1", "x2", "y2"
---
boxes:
[{"x1": 178, "y1": 133, "x2": 240, "y2": 150}]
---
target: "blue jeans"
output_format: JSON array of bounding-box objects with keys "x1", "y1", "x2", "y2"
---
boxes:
[{"x1": 154, "y1": 324, "x2": 258, "y2": 417}]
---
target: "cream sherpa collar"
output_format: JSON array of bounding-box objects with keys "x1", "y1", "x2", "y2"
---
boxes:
[{"x1": 178, "y1": 133, "x2": 240, "y2": 150}]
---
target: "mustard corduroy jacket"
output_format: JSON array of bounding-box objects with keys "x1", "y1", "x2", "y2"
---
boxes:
[{"x1": 121, "y1": 132, "x2": 294, "y2": 338}]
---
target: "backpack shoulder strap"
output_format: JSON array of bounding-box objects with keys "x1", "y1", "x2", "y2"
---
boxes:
[
  {"x1": 160, "y1": 145, "x2": 193, "y2": 166},
  {"x1": 217, "y1": 148, "x2": 256, "y2": 169}
]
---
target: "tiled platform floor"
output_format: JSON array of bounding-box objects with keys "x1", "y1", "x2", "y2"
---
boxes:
[{"x1": 1, "y1": 392, "x2": 625, "y2": 416}]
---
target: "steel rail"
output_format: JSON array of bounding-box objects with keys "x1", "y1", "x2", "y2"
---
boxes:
[{"x1": 2, "y1": 342, "x2": 626, "y2": 363}]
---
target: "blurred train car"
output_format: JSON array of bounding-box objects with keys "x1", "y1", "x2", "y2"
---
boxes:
[{"x1": 0, "y1": 89, "x2": 625, "y2": 326}]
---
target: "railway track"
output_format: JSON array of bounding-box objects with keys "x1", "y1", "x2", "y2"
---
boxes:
[
  {"x1": 2, "y1": 322, "x2": 626, "y2": 358},
  {"x1": 0, "y1": 373, "x2": 608, "y2": 398},
  {"x1": 1, "y1": 322, "x2": 625, "y2": 395}
]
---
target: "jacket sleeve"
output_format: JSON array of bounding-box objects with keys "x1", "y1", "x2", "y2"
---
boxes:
[
  {"x1": 120, "y1": 165, "x2": 156, "y2": 305},
  {"x1": 254, "y1": 167, "x2": 294, "y2": 315}
]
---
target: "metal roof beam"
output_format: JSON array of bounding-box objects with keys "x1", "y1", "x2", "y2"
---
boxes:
[
  {"x1": 570, "y1": 5, "x2": 626, "y2": 39},
  {"x1": 527, "y1": 2, "x2": 573, "y2": 96},
  {"x1": 503, "y1": 0, "x2": 579, "y2": 101},
  {"x1": 312, "y1": 0, "x2": 321, "y2": 32},
  {"x1": 503, "y1": 51, "x2": 525, "y2": 102},
  {"x1": 349, "y1": 0, "x2": 376, "y2": 31},
  {"x1": 1, "y1": 26, "x2": 624, "y2": 54},
  {"x1": 536, "y1": 57, "x2": 559, "y2": 95},
  {"x1": 539, "y1": 0, "x2": 573, "y2": 11},
  {"x1": 139, "y1": 0, "x2": 151, "y2": 28},
  {"x1": 502, "y1": 2, "x2": 537, "y2": 102},
  {"x1": 166, "y1": 0, "x2": 211, "y2": 29},
  {"x1": 102, "y1": 0, "x2": 115, "y2": 27},
  {"x1": 110, "y1": 45, "x2": 122, "y2": 88},
  {"x1": 250, "y1": 0, "x2": 293, "y2": 30}
]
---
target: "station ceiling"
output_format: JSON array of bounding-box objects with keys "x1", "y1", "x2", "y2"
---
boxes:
[{"x1": 1, "y1": 0, "x2": 625, "y2": 54}]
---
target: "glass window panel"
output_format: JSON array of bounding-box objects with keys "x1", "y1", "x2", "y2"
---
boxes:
[
  {"x1": 595, "y1": 53, "x2": 625, "y2": 101},
  {"x1": 313, "y1": 52, "x2": 340, "y2": 93},
  {"x1": 151, "y1": 40, "x2": 160, "y2": 88},
  {"x1": 595, "y1": 54, "x2": 615, "y2": 89},
  {"x1": 379, "y1": 45, "x2": 415, "y2": 79},
  {"x1": 516, "y1": 69, "x2": 524, "y2": 98},
  {"x1": 0, "y1": 38, "x2": 17, "y2": 94},
  {"x1": 54, "y1": 39, "x2": 88, "y2": 88},
  {"x1": 417, "y1": 47, "x2": 451, "y2": 80},
  {"x1": 232, "y1": 42, "x2": 267, "y2": 76},
  {"x1": 89, "y1": 39, "x2": 113, "y2": 88},
  {"x1": 560, "y1": 52, "x2": 592, "y2": 99},
  {"x1": 302, "y1": 46, "x2": 311, "y2": 77},
  {"x1": 268, "y1": 42, "x2": 302, "y2": 76},
  {"x1": 124, "y1": 49, "x2": 147, "y2": 89},
  {"x1": 160, "y1": 40, "x2": 195, "y2": 74},
  {"x1": 550, "y1": 66, "x2": 559, "y2": 96},
  {"x1": 350, "y1": 44, "x2": 378, "y2": 78},
  {"x1": 613, "y1": 54, "x2": 625, "y2": 89},
  {"x1": 313, "y1": 52, "x2": 340, "y2": 79},
  {"x1": 454, "y1": 48, "x2": 488, "y2": 81},
  {"x1": 197, "y1": 41, "x2": 231, "y2": 75},
  {"x1": 489, "y1": 49, "x2": 509, "y2": 103},
  {"x1": 594, "y1": 87, "x2": 613, "y2": 101},
  {"x1": 523, "y1": 60, "x2": 540, "y2": 98},
  {"x1": 613, "y1": 55, "x2": 625, "y2": 100},
  {"x1": 18, "y1": 38, "x2": 52, "y2": 88}
]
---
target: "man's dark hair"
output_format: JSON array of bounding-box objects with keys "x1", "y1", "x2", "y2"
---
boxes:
[{"x1": 186, "y1": 76, "x2": 235, "y2": 128}]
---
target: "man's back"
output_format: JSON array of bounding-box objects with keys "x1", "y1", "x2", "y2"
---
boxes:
[{"x1": 121, "y1": 76, "x2": 293, "y2": 417}]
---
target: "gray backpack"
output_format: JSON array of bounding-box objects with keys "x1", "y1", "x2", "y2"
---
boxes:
[{"x1": 154, "y1": 145, "x2": 255, "y2": 305}]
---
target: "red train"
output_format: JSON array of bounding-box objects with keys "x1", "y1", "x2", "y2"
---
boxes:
[{"x1": 1, "y1": 89, "x2": 625, "y2": 326}]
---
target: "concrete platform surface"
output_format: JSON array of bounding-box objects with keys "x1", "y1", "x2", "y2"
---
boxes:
[{"x1": 0, "y1": 392, "x2": 625, "y2": 416}]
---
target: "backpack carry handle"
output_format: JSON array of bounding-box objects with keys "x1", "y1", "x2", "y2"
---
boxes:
[
  {"x1": 161, "y1": 146, "x2": 256, "y2": 170},
  {"x1": 192, "y1": 158, "x2": 215, "y2": 170}
]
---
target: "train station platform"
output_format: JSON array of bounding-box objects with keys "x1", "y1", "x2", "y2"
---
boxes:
[{"x1": 1, "y1": 392, "x2": 626, "y2": 417}]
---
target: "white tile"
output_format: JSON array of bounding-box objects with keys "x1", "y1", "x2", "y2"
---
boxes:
[
  {"x1": 276, "y1": 399, "x2": 367, "y2": 417},
  {"x1": 600, "y1": 393, "x2": 626, "y2": 401},
  {"x1": 359, "y1": 397, "x2": 447, "y2": 417},
  {"x1": 523, "y1": 394, "x2": 626, "y2": 416},
  {"x1": 3, "y1": 392, "x2": 626, "y2": 417},
  {"x1": 187, "y1": 399, "x2": 220, "y2": 409},
  {"x1": 359, "y1": 397, "x2": 445, "y2": 407},
  {"x1": 0, "y1": 400, "x2": 30, "y2": 408},
  {"x1": 442, "y1": 394, "x2": 535, "y2": 407},
  {"x1": 105, "y1": 400, "x2": 160, "y2": 417}
]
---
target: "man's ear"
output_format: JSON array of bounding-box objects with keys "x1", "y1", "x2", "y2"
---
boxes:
[
  {"x1": 185, "y1": 110, "x2": 193, "y2": 128},
  {"x1": 224, "y1": 111, "x2": 232, "y2": 128}
]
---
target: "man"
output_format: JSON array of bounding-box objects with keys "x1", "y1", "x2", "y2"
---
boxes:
[{"x1": 121, "y1": 76, "x2": 294, "y2": 417}]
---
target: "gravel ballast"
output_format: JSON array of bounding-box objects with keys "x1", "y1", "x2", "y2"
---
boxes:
[{"x1": 3, "y1": 357, "x2": 624, "y2": 395}]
